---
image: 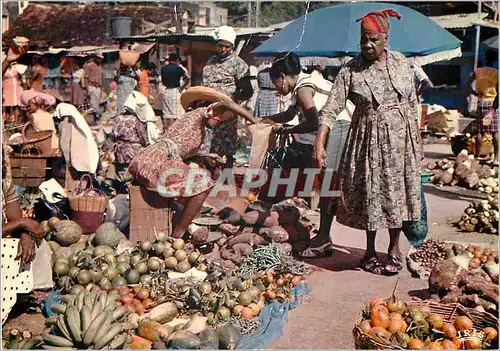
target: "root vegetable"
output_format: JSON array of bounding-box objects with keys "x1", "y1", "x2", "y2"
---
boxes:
[
  {"x1": 231, "y1": 243, "x2": 253, "y2": 257},
  {"x1": 226, "y1": 233, "x2": 268, "y2": 247},
  {"x1": 264, "y1": 226, "x2": 289, "y2": 243},
  {"x1": 220, "y1": 248, "x2": 243, "y2": 264},
  {"x1": 219, "y1": 223, "x2": 241, "y2": 236}
]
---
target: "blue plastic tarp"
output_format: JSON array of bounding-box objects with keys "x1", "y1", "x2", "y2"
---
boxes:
[
  {"x1": 254, "y1": 2, "x2": 461, "y2": 58},
  {"x1": 237, "y1": 283, "x2": 312, "y2": 349}
]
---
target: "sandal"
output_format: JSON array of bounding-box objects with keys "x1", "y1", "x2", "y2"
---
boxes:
[
  {"x1": 382, "y1": 254, "x2": 403, "y2": 276},
  {"x1": 358, "y1": 255, "x2": 384, "y2": 275},
  {"x1": 300, "y1": 242, "x2": 333, "y2": 259}
]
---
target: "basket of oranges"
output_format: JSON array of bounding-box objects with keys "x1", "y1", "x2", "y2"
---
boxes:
[{"x1": 353, "y1": 286, "x2": 498, "y2": 349}]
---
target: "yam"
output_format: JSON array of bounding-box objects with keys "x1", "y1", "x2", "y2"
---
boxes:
[
  {"x1": 220, "y1": 248, "x2": 244, "y2": 264},
  {"x1": 191, "y1": 226, "x2": 209, "y2": 244},
  {"x1": 264, "y1": 226, "x2": 289, "y2": 243},
  {"x1": 204, "y1": 251, "x2": 221, "y2": 263},
  {"x1": 440, "y1": 288, "x2": 462, "y2": 304},
  {"x1": 232, "y1": 243, "x2": 253, "y2": 257},
  {"x1": 276, "y1": 242, "x2": 292, "y2": 255},
  {"x1": 263, "y1": 211, "x2": 280, "y2": 227},
  {"x1": 241, "y1": 211, "x2": 260, "y2": 225},
  {"x1": 216, "y1": 235, "x2": 228, "y2": 247},
  {"x1": 219, "y1": 223, "x2": 240, "y2": 236},
  {"x1": 462, "y1": 278, "x2": 498, "y2": 304},
  {"x1": 242, "y1": 210, "x2": 280, "y2": 227},
  {"x1": 227, "y1": 233, "x2": 268, "y2": 247},
  {"x1": 428, "y1": 258, "x2": 468, "y2": 293}
]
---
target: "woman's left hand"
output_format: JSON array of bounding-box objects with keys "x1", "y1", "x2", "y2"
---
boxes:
[{"x1": 16, "y1": 233, "x2": 36, "y2": 263}]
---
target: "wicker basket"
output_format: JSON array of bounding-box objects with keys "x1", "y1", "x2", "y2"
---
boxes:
[
  {"x1": 7, "y1": 123, "x2": 53, "y2": 156},
  {"x1": 119, "y1": 50, "x2": 140, "y2": 67},
  {"x1": 68, "y1": 174, "x2": 108, "y2": 234},
  {"x1": 353, "y1": 301, "x2": 498, "y2": 350}
]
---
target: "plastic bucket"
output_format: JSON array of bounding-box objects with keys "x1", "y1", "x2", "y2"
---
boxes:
[{"x1": 110, "y1": 17, "x2": 132, "y2": 38}]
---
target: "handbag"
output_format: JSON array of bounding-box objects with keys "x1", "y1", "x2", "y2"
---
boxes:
[
  {"x1": 264, "y1": 129, "x2": 309, "y2": 173},
  {"x1": 402, "y1": 186, "x2": 428, "y2": 248},
  {"x1": 34, "y1": 193, "x2": 70, "y2": 222}
]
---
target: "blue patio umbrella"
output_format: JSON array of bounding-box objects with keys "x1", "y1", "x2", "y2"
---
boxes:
[{"x1": 253, "y1": 2, "x2": 461, "y2": 60}]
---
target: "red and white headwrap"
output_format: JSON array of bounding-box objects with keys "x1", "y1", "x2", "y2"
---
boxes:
[{"x1": 356, "y1": 9, "x2": 401, "y2": 34}]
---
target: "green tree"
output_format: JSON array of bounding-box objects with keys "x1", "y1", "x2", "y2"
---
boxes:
[{"x1": 217, "y1": 1, "x2": 341, "y2": 27}]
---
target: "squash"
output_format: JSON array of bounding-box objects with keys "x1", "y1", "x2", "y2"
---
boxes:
[
  {"x1": 94, "y1": 222, "x2": 125, "y2": 248},
  {"x1": 199, "y1": 327, "x2": 219, "y2": 349},
  {"x1": 143, "y1": 302, "x2": 178, "y2": 324},
  {"x1": 168, "y1": 331, "x2": 201, "y2": 349},
  {"x1": 52, "y1": 220, "x2": 83, "y2": 247},
  {"x1": 128, "y1": 335, "x2": 153, "y2": 349},
  {"x1": 138, "y1": 321, "x2": 169, "y2": 342},
  {"x1": 217, "y1": 323, "x2": 241, "y2": 350}
]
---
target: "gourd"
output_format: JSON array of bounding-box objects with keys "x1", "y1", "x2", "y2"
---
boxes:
[
  {"x1": 52, "y1": 220, "x2": 83, "y2": 247},
  {"x1": 94, "y1": 222, "x2": 125, "y2": 248}
]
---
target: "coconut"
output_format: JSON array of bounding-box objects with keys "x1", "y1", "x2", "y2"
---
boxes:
[
  {"x1": 94, "y1": 222, "x2": 125, "y2": 248},
  {"x1": 52, "y1": 220, "x2": 83, "y2": 247}
]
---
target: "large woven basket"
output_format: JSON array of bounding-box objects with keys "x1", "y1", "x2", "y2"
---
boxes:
[
  {"x1": 68, "y1": 174, "x2": 108, "y2": 234},
  {"x1": 119, "y1": 50, "x2": 140, "y2": 66},
  {"x1": 353, "y1": 301, "x2": 498, "y2": 350},
  {"x1": 7, "y1": 123, "x2": 53, "y2": 156}
]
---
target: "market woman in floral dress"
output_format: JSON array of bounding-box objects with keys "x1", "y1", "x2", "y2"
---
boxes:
[
  {"x1": 129, "y1": 87, "x2": 258, "y2": 239},
  {"x1": 314, "y1": 9, "x2": 422, "y2": 276},
  {"x1": 202, "y1": 26, "x2": 254, "y2": 167}
]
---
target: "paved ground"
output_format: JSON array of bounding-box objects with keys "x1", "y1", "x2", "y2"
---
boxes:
[
  {"x1": 271, "y1": 142, "x2": 498, "y2": 349},
  {"x1": 3, "y1": 142, "x2": 498, "y2": 349}
]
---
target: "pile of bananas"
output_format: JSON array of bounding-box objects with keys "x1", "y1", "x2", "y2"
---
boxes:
[{"x1": 43, "y1": 291, "x2": 131, "y2": 349}]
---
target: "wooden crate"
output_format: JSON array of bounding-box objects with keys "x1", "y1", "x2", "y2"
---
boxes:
[
  {"x1": 9, "y1": 156, "x2": 51, "y2": 187},
  {"x1": 129, "y1": 185, "x2": 174, "y2": 244}
]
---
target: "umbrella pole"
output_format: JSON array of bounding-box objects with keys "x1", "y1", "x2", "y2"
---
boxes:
[{"x1": 473, "y1": 1, "x2": 482, "y2": 70}]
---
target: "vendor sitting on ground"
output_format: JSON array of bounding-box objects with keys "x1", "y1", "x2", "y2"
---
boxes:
[
  {"x1": 129, "y1": 87, "x2": 258, "y2": 238},
  {"x1": 113, "y1": 91, "x2": 162, "y2": 179}
]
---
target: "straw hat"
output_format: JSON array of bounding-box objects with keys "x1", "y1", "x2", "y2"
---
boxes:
[{"x1": 180, "y1": 86, "x2": 232, "y2": 110}]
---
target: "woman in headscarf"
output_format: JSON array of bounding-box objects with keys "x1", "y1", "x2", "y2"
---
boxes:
[
  {"x1": 202, "y1": 26, "x2": 254, "y2": 167},
  {"x1": 20, "y1": 89, "x2": 59, "y2": 150},
  {"x1": 314, "y1": 9, "x2": 422, "y2": 275},
  {"x1": 113, "y1": 91, "x2": 162, "y2": 179},
  {"x1": 115, "y1": 63, "x2": 139, "y2": 115},
  {"x1": 129, "y1": 87, "x2": 258, "y2": 239}
]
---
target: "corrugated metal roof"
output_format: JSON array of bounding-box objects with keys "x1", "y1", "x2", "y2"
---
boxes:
[
  {"x1": 429, "y1": 12, "x2": 489, "y2": 29},
  {"x1": 115, "y1": 32, "x2": 216, "y2": 43}
]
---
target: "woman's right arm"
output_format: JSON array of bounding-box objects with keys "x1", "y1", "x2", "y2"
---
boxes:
[{"x1": 314, "y1": 66, "x2": 351, "y2": 166}]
